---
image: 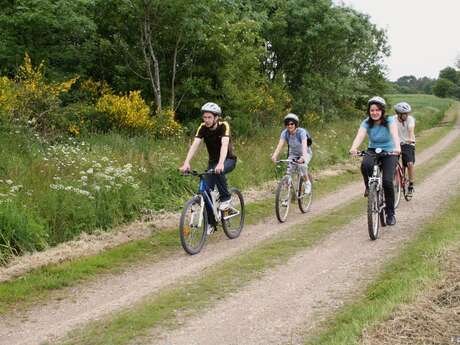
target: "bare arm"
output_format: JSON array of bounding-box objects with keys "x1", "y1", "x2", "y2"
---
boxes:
[
  {"x1": 408, "y1": 126, "x2": 415, "y2": 143},
  {"x1": 390, "y1": 122, "x2": 401, "y2": 153},
  {"x1": 300, "y1": 138, "x2": 308, "y2": 163},
  {"x1": 271, "y1": 139, "x2": 286, "y2": 162},
  {"x1": 215, "y1": 137, "x2": 229, "y2": 173},
  {"x1": 180, "y1": 137, "x2": 201, "y2": 172},
  {"x1": 349, "y1": 127, "x2": 367, "y2": 154}
]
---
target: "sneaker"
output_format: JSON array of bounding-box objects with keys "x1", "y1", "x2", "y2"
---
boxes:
[
  {"x1": 281, "y1": 200, "x2": 289, "y2": 207},
  {"x1": 206, "y1": 224, "x2": 215, "y2": 235},
  {"x1": 364, "y1": 187, "x2": 369, "y2": 197},
  {"x1": 219, "y1": 199, "x2": 232, "y2": 211},
  {"x1": 408, "y1": 183, "x2": 414, "y2": 195},
  {"x1": 304, "y1": 180, "x2": 312, "y2": 194},
  {"x1": 386, "y1": 214, "x2": 396, "y2": 226}
]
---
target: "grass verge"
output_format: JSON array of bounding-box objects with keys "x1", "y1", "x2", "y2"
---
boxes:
[
  {"x1": 0, "y1": 103, "x2": 458, "y2": 315},
  {"x1": 57, "y1": 132, "x2": 460, "y2": 345}
]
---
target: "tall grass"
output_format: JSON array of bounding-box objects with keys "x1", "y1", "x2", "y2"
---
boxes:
[{"x1": 0, "y1": 95, "x2": 453, "y2": 262}]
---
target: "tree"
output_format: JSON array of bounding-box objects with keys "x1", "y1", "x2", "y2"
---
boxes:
[
  {"x1": 439, "y1": 67, "x2": 458, "y2": 84},
  {"x1": 433, "y1": 78, "x2": 455, "y2": 98},
  {"x1": 0, "y1": 0, "x2": 97, "y2": 78}
]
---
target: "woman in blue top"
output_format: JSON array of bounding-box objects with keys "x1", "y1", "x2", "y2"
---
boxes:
[{"x1": 349, "y1": 96, "x2": 401, "y2": 225}]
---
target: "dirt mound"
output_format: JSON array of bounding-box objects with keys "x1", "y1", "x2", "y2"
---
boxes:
[{"x1": 361, "y1": 247, "x2": 460, "y2": 345}]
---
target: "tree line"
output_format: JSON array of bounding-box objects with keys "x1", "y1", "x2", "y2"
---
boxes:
[{"x1": 0, "y1": 0, "x2": 389, "y2": 135}]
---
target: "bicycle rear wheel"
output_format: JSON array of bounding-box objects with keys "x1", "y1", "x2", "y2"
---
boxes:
[
  {"x1": 393, "y1": 168, "x2": 402, "y2": 209},
  {"x1": 179, "y1": 196, "x2": 207, "y2": 255},
  {"x1": 297, "y1": 173, "x2": 313, "y2": 213},
  {"x1": 275, "y1": 176, "x2": 292, "y2": 223},
  {"x1": 367, "y1": 183, "x2": 380, "y2": 240},
  {"x1": 222, "y1": 188, "x2": 245, "y2": 239}
]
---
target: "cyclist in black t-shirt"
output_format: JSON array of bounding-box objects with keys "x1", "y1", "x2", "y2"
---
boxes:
[{"x1": 180, "y1": 102, "x2": 237, "y2": 217}]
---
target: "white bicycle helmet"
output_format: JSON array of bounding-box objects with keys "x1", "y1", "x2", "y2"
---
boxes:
[
  {"x1": 367, "y1": 96, "x2": 386, "y2": 108},
  {"x1": 201, "y1": 102, "x2": 222, "y2": 116},
  {"x1": 283, "y1": 113, "x2": 299, "y2": 126},
  {"x1": 394, "y1": 102, "x2": 412, "y2": 114}
]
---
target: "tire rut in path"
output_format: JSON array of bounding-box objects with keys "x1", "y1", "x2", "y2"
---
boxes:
[
  {"x1": 0, "y1": 116, "x2": 459, "y2": 345},
  {"x1": 149, "y1": 139, "x2": 460, "y2": 345}
]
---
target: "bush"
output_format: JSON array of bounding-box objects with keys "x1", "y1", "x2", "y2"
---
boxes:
[
  {"x1": 0, "y1": 54, "x2": 78, "y2": 136},
  {"x1": 95, "y1": 91, "x2": 153, "y2": 132}
]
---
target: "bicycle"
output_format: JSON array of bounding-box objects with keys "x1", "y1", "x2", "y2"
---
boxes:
[
  {"x1": 179, "y1": 170, "x2": 245, "y2": 255},
  {"x1": 356, "y1": 149, "x2": 397, "y2": 240},
  {"x1": 393, "y1": 146, "x2": 414, "y2": 208},
  {"x1": 274, "y1": 159, "x2": 313, "y2": 223}
]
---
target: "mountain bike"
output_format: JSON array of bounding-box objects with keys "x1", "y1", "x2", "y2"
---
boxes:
[
  {"x1": 357, "y1": 149, "x2": 397, "y2": 240},
  {"x1": 275, "y1": 159, "x2": 313, "y2": 223},
  {"x1": 393, "y1": 158, "x2": 413, "y2": 209},
  {"x1": 179, "y1": 170, "x2": 245, "y2": 255}
]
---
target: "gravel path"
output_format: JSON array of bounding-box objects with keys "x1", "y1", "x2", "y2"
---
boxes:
[
  {"x1": 0, "y1": 112, "x2": 459, "y2": 345},
  {"x1": 151, "y1": 136, "x2": 460, "y2": 345}
]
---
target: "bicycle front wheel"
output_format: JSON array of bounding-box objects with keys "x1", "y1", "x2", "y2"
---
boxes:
[
  {"x1": 367, "y1": 183, "x2": 380, "y2": 240},
  {"x1": 297, "y1": 173, "x2": 313, "y2": 213},
  {"x1": 222, "y1": 188, "x2": 245, "y2": 239},
  {"x1": 275, "y1": 176, "x2": 292, "y2": 223},
  {"x1": 179, "y1": 196, "x2": 207, "y2": 255},
  {"x1": 393, "y1": 169, "x2": 402, "y2": 209}
]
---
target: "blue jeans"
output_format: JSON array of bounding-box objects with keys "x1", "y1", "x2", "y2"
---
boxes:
[{"x1": 206, "y1": 158, "x2": 236, "y2": 202}]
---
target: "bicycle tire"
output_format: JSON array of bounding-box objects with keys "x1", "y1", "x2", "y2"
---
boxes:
[
  {"x1": 393, "y1": 168, "x2": 402, "y2": 209},
  {"x1": 297, "y1": 173, "x2": 313, "y2": 213},
  {"x1": 275, "y1": 176, "x2": 291, "y2": 223},
  {"x1": 179, "y1": 196, "x2": 207, "y2": 255},
  {"x1": 222, "y1": 188, "x2": 245, "y2": 239},
  {"x1": 367, "y1": 183, "x2": 380, "y2": 240}
]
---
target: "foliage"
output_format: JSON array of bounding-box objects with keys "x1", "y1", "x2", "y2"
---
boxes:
[
  {"x1": 0, "y1": 54, "x2": 78, "y2": 135},
  {"x1": 391, "y1": 75, "x2": 436, "y2": 94},
  {"x1": 433, "y1": 78, "x2": 456, "y2": 98},
  {"x1": 95, "y1": 91, "x2": 153, "y2": 132}
]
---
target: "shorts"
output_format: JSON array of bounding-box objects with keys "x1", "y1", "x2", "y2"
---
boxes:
[{"x1": 401, "y1": 144, "x2": 415, "y2": 167}]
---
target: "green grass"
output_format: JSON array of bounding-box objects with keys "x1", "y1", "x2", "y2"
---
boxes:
[
  {"x1": 0, "y1": 100, "x2": 458, "y2": 315},
  {"x1": 57, "y1": 128, "x2": 460, "y2": 345},
  {"x1": 305, "y1": 188, "x2": 460, "y2": 345}
]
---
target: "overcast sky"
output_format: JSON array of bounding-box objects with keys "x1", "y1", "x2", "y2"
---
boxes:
[{"x1": 335, "y1": 0, "x2": 460, "y2": 81}]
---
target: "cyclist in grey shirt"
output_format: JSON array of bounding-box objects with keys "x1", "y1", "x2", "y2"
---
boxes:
[
  {"x1": 271, "y1": 113, "x2": 313, "y2": 193},
  {"x1": 394, "y1": 101, "x2": 415, "y2": 195}
]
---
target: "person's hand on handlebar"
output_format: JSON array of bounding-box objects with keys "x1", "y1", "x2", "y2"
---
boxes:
[
  {"x1": 179, "y1": 162, "x2": 191, "y2": 173},
  {"x1": 215, "y1": 162, "x2": 224, "y2": 174},
  {"x1": 349, "y1": 148, "x2": 358, "y2": 156}
]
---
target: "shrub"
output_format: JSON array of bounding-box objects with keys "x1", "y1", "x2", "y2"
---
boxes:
[
  {"x1": 0, "y1": 53, "x2": 78, "y2": 136},
  {"x1": 95, "y1": 91, "x2": 153, "y2": 132},
  {"x1": 151, "y1": 108, "x2": 182, "y2": 138}
]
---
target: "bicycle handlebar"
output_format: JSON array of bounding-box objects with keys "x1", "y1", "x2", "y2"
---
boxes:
[
  {"x1": 354, "y1": 150, "x2": 399, "y2": 157},
  {"x1": 276, "y1": 159, "x2": 302, "y2": 165},
  {"x1": 181, "y1": 169, "x2": 216, "y2": 177}
]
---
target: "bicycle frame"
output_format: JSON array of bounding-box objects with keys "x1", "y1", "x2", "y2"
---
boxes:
[
  {"x1": 193, "y1": 171, "x2": 241, "y2": 225},
  {"x1": 276, "y1": 159, "x2": 305, "y2": 198}
]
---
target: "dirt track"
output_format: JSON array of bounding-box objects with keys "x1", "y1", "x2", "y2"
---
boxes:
[
  {"x1": 151, "y1": 135, "x2": 460, "y2": 345},
  {"x1": 0, "y1": 110, "x2": 459, "y2": 345}
]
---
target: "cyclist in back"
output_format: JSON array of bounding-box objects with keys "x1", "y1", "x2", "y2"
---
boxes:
[
  {"x1": 349, "y1": 96, "x2": 401, "y2": 225},
  {"x1": 179, "y1": 102, "x2": 237, "y2": 233},
  {"x1": 394, "y1": 102, "x2": 415, "y2": 196},
  {"x1": 271, "y1": 113, "x2": 313, "y2": 193}
]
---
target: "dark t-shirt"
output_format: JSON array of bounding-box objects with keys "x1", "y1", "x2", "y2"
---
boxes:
[{"x1": 195, "y1": 121, "x2": 237, "y2": 163}]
